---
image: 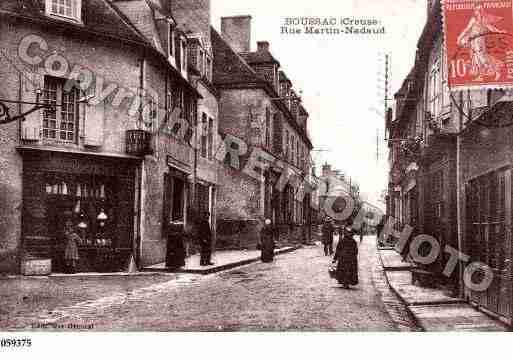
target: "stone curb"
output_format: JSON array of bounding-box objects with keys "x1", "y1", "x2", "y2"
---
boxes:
[
  {"x1": 0, "y1": 271, "x2": 177, "y2": 280},
  {"x1": 0, "y1": 247, "x2": 302, "y2": 280},
  {"x1": 166, "y1": 246, "x2": 300, "y2": 275},
  {"x1": 377, "y1": 248, "x2": 416, "y2": 271},
  {"x1": 377, "y1": 246, "x2": 507, "y2": 332},
  {"x1": 376, "y1": 245, "x2": 425, "y2": 331}
]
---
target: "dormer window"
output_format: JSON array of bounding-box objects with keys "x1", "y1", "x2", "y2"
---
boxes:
[
  {"x1": 206, "y1": 55, "x2": 212, "y2": 82},
  {"x1": 168, "y1": 25, "x2": 175, "y2": 59},
  {"x1": 180, "y1": 37, "x2": 187, "y2": 75},
  {"x1": 45, "y1": 0, "x2": 82, "y2": 22}
]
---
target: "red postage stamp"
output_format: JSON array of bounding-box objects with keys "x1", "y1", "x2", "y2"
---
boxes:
[{"x1": 443, "y1": 0, "x2": 513, "y2": 91}]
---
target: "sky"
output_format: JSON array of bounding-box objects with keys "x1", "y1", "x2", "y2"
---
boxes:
[{"x1": 211, "y1": 0, "x2": 427, "y2": 210}]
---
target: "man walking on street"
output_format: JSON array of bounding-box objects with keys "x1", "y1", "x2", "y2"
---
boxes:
[
  {"x1": 322, "y1": 220, "x2": 334, "y2": 256},
  {"x1": 198, "y1": 211, "x2": 214, "y2": 266}
]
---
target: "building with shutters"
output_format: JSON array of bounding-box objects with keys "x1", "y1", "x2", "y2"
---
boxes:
[
  {"x1": 211, "y1": 16, "x2": 315, "y2": 249},
  {"x1": 387, "y1": 0, "x2": 459, "y2": 290},
  {"x1": 0, "y1": 0, "x2": 201, "y2": 273},
  {"x1": 170, "y1": 0, "x2": 219, "y2": 251},
  {"x1": 388, "y1": 0, "x2": 513, "y2": 323}
]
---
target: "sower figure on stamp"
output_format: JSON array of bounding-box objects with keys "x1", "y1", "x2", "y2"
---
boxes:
[
  {"x1": 198, "y1": 211, "x2": 214, "y2": 266},
  {"x1": 457, "y1": 3, "x2": 507, "y2": 81},
  {"x1": 322, "y1": 220, "x2": 334, "y2": 256}
]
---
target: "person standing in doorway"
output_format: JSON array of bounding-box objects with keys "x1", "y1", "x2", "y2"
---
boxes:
[
  {"x1": 198, "y1": 211, "x2": 214, "y2": 266},
  {"x1": 63, "y1": 219, "x2": 80, "y2": 274},
  {"x1": 165, "y1": 223, "x2": 186, "y2": 270}
]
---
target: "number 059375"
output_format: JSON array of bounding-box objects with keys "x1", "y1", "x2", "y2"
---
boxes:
[{"x1": 0, "y1": 338, "x2": 32, "y2": 348}]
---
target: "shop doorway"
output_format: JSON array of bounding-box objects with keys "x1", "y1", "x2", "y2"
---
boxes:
[{"x1": 466, "y1": 168, "x2": 512, "y2": 319}]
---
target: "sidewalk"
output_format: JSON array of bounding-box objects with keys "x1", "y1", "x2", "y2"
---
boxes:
[
  {"x1": 378, "y1": 248, "x2": 509, "y2": 331},
  {"x1": 143, "y1": 246, "x2": 299, "y2": 275},
  {"x1": 379, "y1": 248, "x2": 415, "y2": 271}
]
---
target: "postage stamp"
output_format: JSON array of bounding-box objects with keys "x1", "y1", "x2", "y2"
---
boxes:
[{"x1": 442, "y1": 0, "x2": 513, "y2": 91}]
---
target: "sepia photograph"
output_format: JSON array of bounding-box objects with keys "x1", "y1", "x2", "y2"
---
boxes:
[{"x1": 0, "y1": 0, "x2": 512, "y2": 356}]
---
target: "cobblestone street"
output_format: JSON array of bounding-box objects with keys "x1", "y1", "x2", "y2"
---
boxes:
[{"x1": 1, "y1": 237, "x2": 418, "y2": 331}]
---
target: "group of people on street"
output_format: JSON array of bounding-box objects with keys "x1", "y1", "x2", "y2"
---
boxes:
[
  {"x1": 163, "y1": 210, "x2": 358, "y2": 288},
  {"x1": 166, "y1": 213, "x2": 276, "y2": 270},
  {"x1": 323, "y1": 220, "x2": 359, "y2": 289},
  {"x1": 166, "y1": 210, "x2": 214, "y2": 269}
]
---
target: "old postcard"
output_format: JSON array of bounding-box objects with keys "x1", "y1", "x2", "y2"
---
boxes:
[{"x1": 0, "y1": 0, "x2": 511, "y2": 357}]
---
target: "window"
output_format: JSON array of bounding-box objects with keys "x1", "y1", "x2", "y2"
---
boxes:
[
  {"x1": 300, "y1": 146, "x2": 304, "y2": 170},
  {"x1": 143, "y1": 94, "x2": 158, "y2": 132},
  {"x1": 441, "y1": 49, "x2": 451, "y2": 114},
  {"x1": 200, "y1": 113, "x2": 207, "y2": 158},
  {"x1": 265, "y1": 107, "x2": 271, "y2": 149},
  {"x1": 284, "y1": 130, "x2": 289, "y2": 158},
  {"x1": 166, "y1": 90, "x2": 173, "y2": 113},
  {"x1": 296, "y1": 139, "x2": 300, "y2": 167},
  {"x1": 199, "y1": 49, "x2": 204, "y2": 76},
  {"x1": 45, "y1": 0, "x2": 82, "y2": 21},
  {"x1": 206, "y1": 56, "x2": 212, "y2": 82},
  {"x1": 290, "y1": 135, "x2": 295, "y2": 164},
  {"x1": 196, "y1": 183, "x2": 210, "y2": 218},
  {"x1": 168, "y1": 25, "x2": 175, "y2": 59},
  {"x1": 467, "y1": 169, "x2": 508, "y2": 270},
  {"x1": 180, "y1": 38, "x2": 187, "y2": 74},
  {"x1": 171, "y1": 178, "x2": 185, "y2": 222},
  {"x1": 173, "y1": 87, "x2": 184, "y2": 110},
  {"x1": 208, "y1": 117, "x2": 214, "y2": 160},
  {"x1": 42, "y1": 76, "x2": 79, "y2": 142},
  {"x1": 428, "y1": 59, "x2": 441, "y2": 120}
]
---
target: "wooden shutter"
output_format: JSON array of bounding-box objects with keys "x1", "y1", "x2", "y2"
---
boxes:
[
  {"x1": 116, "y1": 174, "x2": 135, "y2": 249},
  {"x1": 273, "y1": 113, "x2": 283, "y2": 153},
  {"x1": 162, "y1": 173, "x2": 172, "y2": 234},
  {"x1": 20, "y1": 71, "x2": 43, "y2": 140},
  {"x1": 84, "y1": 101, "x2": 104, "y2": 146},
  {"x1": 175, "y1": 35, "x2": 181, "y2": 71}
]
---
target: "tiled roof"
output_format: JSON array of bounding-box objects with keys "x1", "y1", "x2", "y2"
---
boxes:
[
  {"x1": 240, "y1": 51, "x2": 280, "y2": 66},
  {"x1": 211, "y1": 26, "x2": 313, "y2": 149},
  {"x1": 0, "y1": 0, "x2": 147, "y2": 44},
  {"x1": 112, "y1": 0, "x2": 165, "y2": 54},
  {"x1": 279, "y1": 71, "x2": 291, "y2": 83},
  {"x1": 1, "y1": 0, "x2": 201, "y2": 98},
  {"x1": 211, "y1": 27, "x2": 262, "y2": 86}
]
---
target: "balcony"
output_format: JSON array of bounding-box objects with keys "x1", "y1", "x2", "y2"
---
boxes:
[{"x1": 126, "y1": 129, "x2": 153, "y2": 156}]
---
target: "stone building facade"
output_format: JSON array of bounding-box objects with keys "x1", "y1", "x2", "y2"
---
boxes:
[
  {"x1": 388, "y1": 0, "x2": 513, "y2": 323},
  {"x1": 212, "y1": 17, "x2": 314, "y2": 249},
  {"x1": 170, "y1": 0, "x2": 219, "y2": 251},
  {"x1": 0, "y1": 0, "x2": 200, "y2": 273}
]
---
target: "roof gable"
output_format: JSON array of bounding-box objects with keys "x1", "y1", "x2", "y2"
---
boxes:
[
  {"x1": 240, "y1": 51, "x2": 280, "y2": 66},
  {"x1": 111, "y1": 0, "x2": 165, "y2": 54},
  {"x1": 0, "y1": 0, "x2": 148, "y2": 44}
]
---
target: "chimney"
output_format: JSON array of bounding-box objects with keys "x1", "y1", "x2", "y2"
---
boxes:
[
  {"x1": 170, "y1": 0, "x2": 211, "y2": 44},
  {"x1": 257, "y1": 41, "x2": 269, "y2": 52},
  {"x1": 427, "y1": 0, "x2": 434, "y2": 16},
  {"x1": 221, "y1": 15, "x2": 252, "y2": 53}
]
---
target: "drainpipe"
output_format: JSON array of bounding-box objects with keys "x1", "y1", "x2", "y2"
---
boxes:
[
  {"x1": 456, "y1": 92, "x2": 463, "y2": 297},
  {"x1": 191, "y1": 87, "x2": 199, "y2": 258}
]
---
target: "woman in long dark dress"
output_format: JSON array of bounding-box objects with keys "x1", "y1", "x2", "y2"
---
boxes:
[
  {"x1": 260, "y1": 219, "x2": 275, "y2": 263},
  {"x1": 165, "y1": 223, "x2": 186, "y2": 269},
  {"x1": 63, "y1": 220, "x2": 80, "y2": 274},
  {"x1": 332, "y1": 226, "x2": 359, "y2": 288}
]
